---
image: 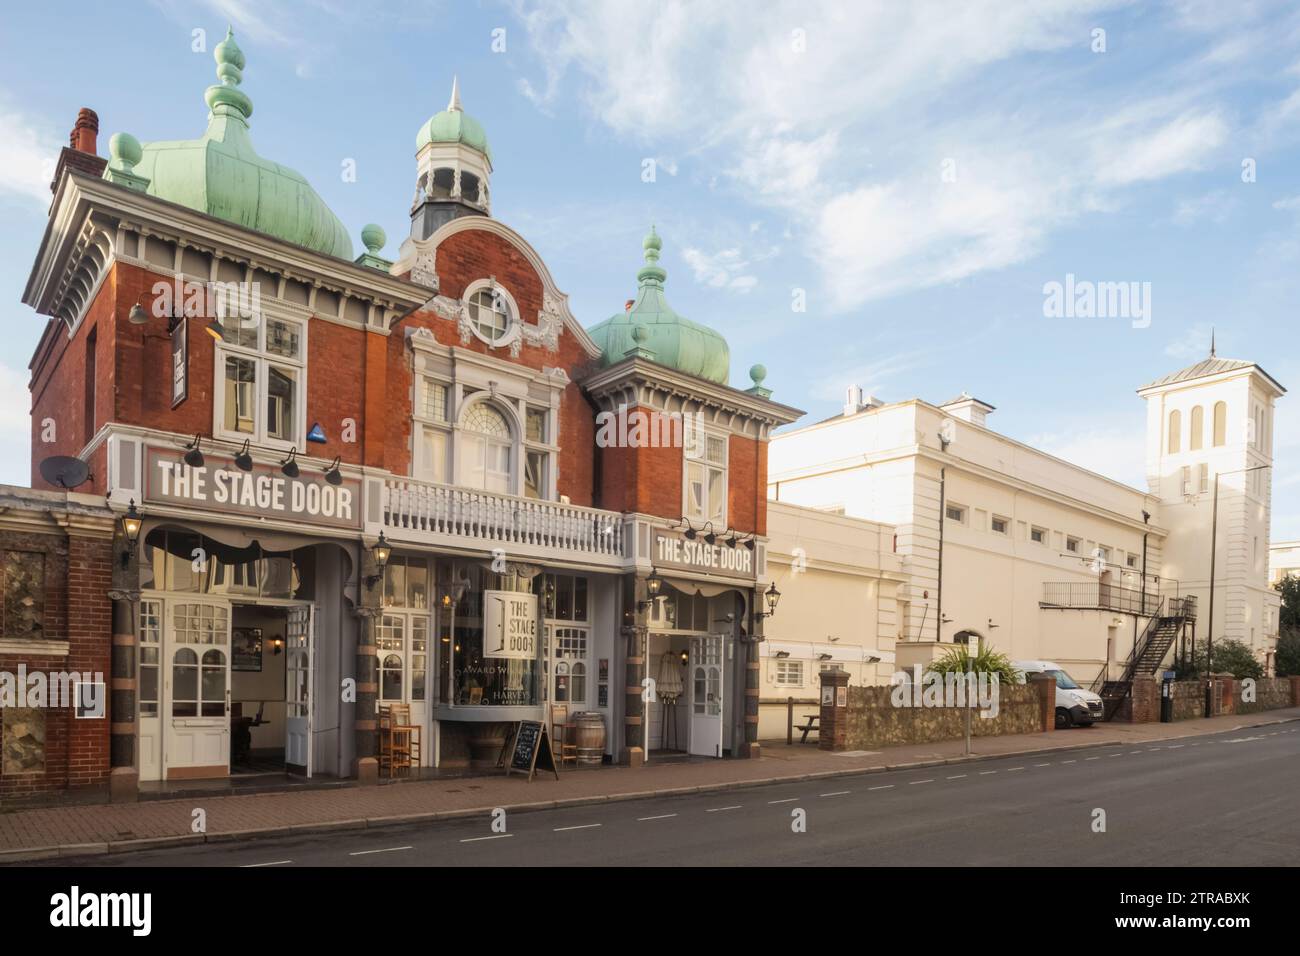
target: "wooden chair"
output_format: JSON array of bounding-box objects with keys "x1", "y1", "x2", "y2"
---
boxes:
[
  {"x1": 379, "y1": 704, "x2": 421, "y2": 778},
  {"x1": 551, "y1": 704, "x2": 577, "y2": 768}
]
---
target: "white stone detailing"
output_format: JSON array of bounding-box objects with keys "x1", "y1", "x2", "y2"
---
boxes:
[{"x1": 410, "y1": 247, "x2": 439, "y2": 289}]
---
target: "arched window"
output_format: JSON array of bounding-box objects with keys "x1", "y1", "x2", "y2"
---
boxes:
[
  {"x1": 1189, "y1": 405, "x2": 1203, "y2": 450},
  {"x1": 1168, "y1": 409, "x2": 1181, "y2": 454},
  {"x1": 1213, "y1": 401, "x2": 1227, "y2": 446},
  {"x1": 380, "y1": 653, "x2": 403, "y2": 701},
  {"x1": 462, "y1": 402, "x2": 513, "y2": 493}
]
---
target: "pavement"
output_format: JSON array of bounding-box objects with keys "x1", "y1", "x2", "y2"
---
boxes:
[{"x1": 2, "y1": 708, "x2": 1298, "y2": 864}]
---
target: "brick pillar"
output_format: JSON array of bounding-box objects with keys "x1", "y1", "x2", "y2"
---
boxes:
[
  {"x1": 1289, "y1": 675, "x2": 1300, "y2": 707},
  {"x1": 353, "y1": 547, "x2": 382, "y2": 783},
  {"x1": 1219, "y1": 676, "x2": 1237, "y2": 716},
  {"x1": 740, "y1": 587, "x2": 762, "y2": 759},
  {"x1": 1030, "y1": 673, "x2": 1055, "y2": 732},
  {"x1": 620, "y1": 573, "x2": 648, "y2": 767},
  {"x1": 1130, "y1": 675, "x2": 1159, "y2": 722},
  {"x1": 818, "y1": 667, "x2": 850, "y2": 751},
  {"x1": 105, "y1": 518, "x2": 138, "y2": 802}
]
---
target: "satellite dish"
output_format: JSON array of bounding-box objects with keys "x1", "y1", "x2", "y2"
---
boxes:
[{"x1": 39, "y1": 455, "x2": 91, "y2": 489}]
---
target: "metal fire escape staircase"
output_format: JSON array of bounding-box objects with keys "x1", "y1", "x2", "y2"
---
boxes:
[{"x1": 1097, "y1": 596, "x2": 1196, "y2": 721}]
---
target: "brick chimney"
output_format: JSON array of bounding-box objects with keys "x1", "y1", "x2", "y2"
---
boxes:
[
  {"x1": 50, "y1": 107, "x2": 108, "y2": 193},
  {"x1": 70, "y1": 108, "x2": 99, "y2": 154}
]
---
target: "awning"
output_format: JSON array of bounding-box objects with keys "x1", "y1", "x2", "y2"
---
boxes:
[
  {"x1": 142, "y1": 517, "x2": 355, "y2": 559},
  {"x1": 663, "y1": 576, "x2": 749, "y2": 601}
]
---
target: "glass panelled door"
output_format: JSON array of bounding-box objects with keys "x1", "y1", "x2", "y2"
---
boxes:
[
  {"x1": 544, "y1": 624, "x2": 590, "y2": 713},
  {"x1": 284, "y1": 604, "x2": 314, "y2": 775},
  {"x1": 376, "y1": 610, "x2": 431, "y2": 766},
  {"x1": 138, "y1": 599, "x2": 163, "y2": 782},
  {"x1": 689, "y1": 633, "x2": 723, "y2": 757},
  {"x1": 163, "y1": 601, "x2": 232, "y2": 777}
]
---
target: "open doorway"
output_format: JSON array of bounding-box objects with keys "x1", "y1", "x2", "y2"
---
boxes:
[{"x1": 229, "y1": 604, "x2": 296, "y2": 776}]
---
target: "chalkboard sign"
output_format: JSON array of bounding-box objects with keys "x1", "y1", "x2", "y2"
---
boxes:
[{"x1": 504, "y1": 720, "x2": 558, "y2": 782}]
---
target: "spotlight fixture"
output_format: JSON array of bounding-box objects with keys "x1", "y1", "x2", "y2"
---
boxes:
[
  {"x1": 683, "y1": 520, "x2": 697, "y2": 541},
  {"x1": 818, "y1": 652, "x2": 833, "y2": 662},
  {"x1": 118, "y1": 499, "x2": 143, "y2": 568},
  {"x1": 324, "y1": 456, "x2": 343, "y2": 486},
  {"x1": 744, "y1": 536, "x2": 756, "y2": 551},
  {"x1": 203, "y1": 317, "x2": 227, "y2": 342},
  {"x1": 775, "y1": 650, "x2": 791, "y2": 659},
  {"x1": 128, "y1": 304, "x2": 149, "y2": 326},
  {"x1": 725, "y1": 530, "x2": 739, "y2": 548},
  {"x1": 702, "y1": 522, "x2": 717, "y2": 546},
  {"x1": 363, "y1": 531, "x2": 391, "y2": 589},
  {"x1": 183, "y1": 434, "x2": 205, "y2": 468},
  {"x1": 280, "y1": 448, "x2": 299, "y2": 479},
  {"x1": 233, "y1": 440, "x2": 254, "y2": 472}
]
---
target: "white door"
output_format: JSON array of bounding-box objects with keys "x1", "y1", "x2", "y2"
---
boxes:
[
  {"x1": 689, "y1": 633, "x2": 723, "y2": 757},
  {"x1": 137, "y1": 598, "x2": 163, "y2": 782},
  {"x1": 163, "y1": 600, "x2": 232, "y2": 778},
  {"x1": 285, "y1": 604, "x2": 314, "y2": 775}
]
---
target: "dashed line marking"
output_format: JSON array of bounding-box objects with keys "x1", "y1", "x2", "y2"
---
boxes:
[
  {"x1": 979, "y1": 770, "x2": 997, "y2": 776},
  {"x1": 909, "y1": 779, "x2": 934, "y2": 785},
  {"x1": 638, "y1": 814, "x2": 678, "y2": 821},
  {"x1": 349, "y1": 846, "x2": 412, "y2": 857},
  {"x1": 946, "y1": 774, "x2": 967, "y2": 780},
  {"x1": 706, "y1": 806, "x2": 743, "y2": 813},
  {"x1": 766, "y1": 799, "x2": 798, "y2": 805},
  {"x1": 820, "y1": 791, "x2": 851, "y2": 797},
  {"x1": 868, "y1": 785, "x2": 895, "y2": 791},
  {"x1": 554, "y1": 823, "x2": 602, "y2": 832},
  {"x1": 460, "y1": 834, "x2": 513, "y2": 843},
  {"x1": 241, "y1": 860, "x2": 292, "y2": 867},
  {"x1": 1130, "y1": 751, "x2": 1143, "y2": 755},
  {"x1": 1085, "y1": 756, "x2": 1100, "y2": 761},
  {"x1": 1034, "y1": 762, "x2": 1052, "y2": 767},
  {"x1": 1167, "y1": 744, "x2": 1184, "y2": 749},
  {"x1": 1006, "y1": 767, "x2": 1025, "y2": 772},
  {"x1": 1147, "y1": 747, "x2": 1162, "y2": 752},
  {"x1": 1061, "y1": 759, "x2": 1077, "y2": 764}
]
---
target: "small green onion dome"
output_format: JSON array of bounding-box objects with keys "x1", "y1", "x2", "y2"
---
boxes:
[
  {"x1": 125, "y1": 28, "x2": 352, "y2": 259},
  {"x1": 415, "y1": 76, "x2": 492, "y2": 161},
  {"x1": 587, "y1": 227, "x2": 731, "y2": 385}
]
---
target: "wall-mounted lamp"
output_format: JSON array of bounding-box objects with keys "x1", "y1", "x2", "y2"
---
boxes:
[
  {"x1": 680, "y1": 649, "x2": 689, "y2": 666},
  {"x1": 234, "y1": 440, "x2": 254, "y2": 472},
  {"x1": 701, "y1": 522, "x2": 717, "y2": 546},
  {"x1": 280, "y1": 448, "x2": 300, "y2": 479},
  {"x1": 203, "y1": 317, "x2": 227, "y2": 342},
  {"x1": 324, "y1": 457, "x2": 343, "y2": 486},
  {"x1": 754, "y1": 581, "x2": 781, "y2": 619},
  {"x1": 774, "y1": 650, "x2": 791, "y2": 659},
  {"x1": 818, "y1": 653, "x2": 833, "y2": 661},
  {"x1": 128, "y1": 303, "x2": 149, "y2": 326},
  {"x1": 271, "y1": 636, "x2": 284, "y2": 656},
  {"x1": 183, "y1": 434, "x2": 205, "y2": 469},
  {"x1": 682, "y1": 520, "x2": 697, "y2": 541},
  {"x1": 118, "y1": 499, "x2": 143, "y2": 568},
  {"x1": 363, "y1": 531, "x2": 391, "y2": 589},
  {"x1": 637, "y1": 569, "x2": 664, "y2": 611}
]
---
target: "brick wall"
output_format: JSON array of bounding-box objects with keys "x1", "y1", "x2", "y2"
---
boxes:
[{"x1": 0, "y1": 523, "x2": 113, "y2": 798}]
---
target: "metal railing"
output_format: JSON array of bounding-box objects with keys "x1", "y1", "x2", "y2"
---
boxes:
[
  {"x1": 380, "y1": 478, "x2": 626, "y2": 560},
  {"x1": 1041, "y1": 581, "x2": 1162, "y2": 616}
]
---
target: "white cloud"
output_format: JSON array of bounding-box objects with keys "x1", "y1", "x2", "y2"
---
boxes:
[
  {"x1": 681, "y1": 243, "x2": 775, "y2": 294},
  {"x1": 0, "y1": 104, "x2": 59, "y2": 205},
  {"x1": 1093, "y1": 111, "x2": 1228, "y2": 186},
  {"x1": 1273, "y1": 194, "x2": 1300, "y2": 212},
  {"x1": 0, "y1": 365, "x2": 31, "y2": 486},
  {"x1": 1163, "y1": 323, "x2": 1215, "y2": 360},
  {"x1": 1028, "y1": 422, "x2": 1147, "y2": 489},
  {"x1": 1173, "y1": 189, "x2": 1234, "y2": 226}
]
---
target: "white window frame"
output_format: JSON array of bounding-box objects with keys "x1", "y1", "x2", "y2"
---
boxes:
[
  {"x1": 683, "y1": 419, "x2": 728, "y2": 527},
  {"x1": 212, "y1": 307, "x2": 308, "y2": 453},
  {"x1": 458, "y1": 398, "x2": 516, "y2": 494},
  {"x1": 1065, "y1": 536, "x2": 1080, "y2": 553},
  {"x1": 414, "y1": 375, "x2": 452, "y2": 484},
  {"x1": 462, "y1": 278, "x2": 521, "y2": 351},
  {"x1": 991, "y1": 515, "x2": 1009, "y2": 535},
  {"x1": 774, "y1": 658, "x2": 804, "y2": 686},
  {"x1": 1198, "y1": 462, "x2": 1209, "y2": 494},
  {"x1": 945, "y1": 503, "x2": 967, "y2": 525},
  {"x1": 1030, "y1": 525, "x2": 1047, "y2": 545}
]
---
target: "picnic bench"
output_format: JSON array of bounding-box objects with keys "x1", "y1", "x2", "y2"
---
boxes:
[{"x1": 794, "y1": 714, "x2": 819, "y2": 743}]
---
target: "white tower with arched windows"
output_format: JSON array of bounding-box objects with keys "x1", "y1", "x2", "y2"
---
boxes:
[
  {"x1": 411, "y1": 76, "x2": 494, "y2": 240},
  {"x1": 1139, "y1": 346, "x2": 1286, "y2": 670}
]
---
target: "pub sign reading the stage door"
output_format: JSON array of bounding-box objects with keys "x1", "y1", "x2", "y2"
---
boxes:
[
  {"x1": 483, "y1": 590, "x2": 539, "y2": 660},
  {"x1": 143, "y1": 445, "x2": 362, "y2": 529},
  {"x1": 652, "y1": 528, "x2": 756, "y2": 580}
]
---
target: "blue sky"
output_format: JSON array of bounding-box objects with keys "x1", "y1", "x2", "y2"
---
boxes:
[{"x1": 1, "y1": 1, "x2": 1299, "y2": 536}]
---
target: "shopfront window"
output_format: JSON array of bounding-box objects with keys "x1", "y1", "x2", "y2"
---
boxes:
[
  {"x1": 448, "y1": 564, "x2": 539, "y2": 707},
  {"x1": 377, "y1": 556, "x2": 431, "y2": 708}
]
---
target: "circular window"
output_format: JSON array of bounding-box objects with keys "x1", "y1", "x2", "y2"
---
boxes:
[{"x1": 466, "y1": 287, "x2": 513, "y2": 345}]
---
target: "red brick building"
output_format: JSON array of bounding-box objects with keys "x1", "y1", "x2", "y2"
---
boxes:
[{"x1": 17, "y1": 31, "x2": 800, "y2": 796}]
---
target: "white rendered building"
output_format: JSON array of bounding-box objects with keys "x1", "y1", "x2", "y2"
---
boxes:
[{"x1": 767, "y1": 352, "x2": 1285, "y2": 683}]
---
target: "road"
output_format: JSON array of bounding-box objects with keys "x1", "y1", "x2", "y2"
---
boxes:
[{"x1": 37, "y1": 724, "x2": 1300, "y2": 867}]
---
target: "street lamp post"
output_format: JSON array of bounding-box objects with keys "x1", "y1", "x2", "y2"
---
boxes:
[{"x1": 1205, "y1": 464, "x2": 1270, "y2": 715}]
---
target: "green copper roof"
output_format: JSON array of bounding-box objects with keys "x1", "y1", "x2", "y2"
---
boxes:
[
  {"x1": 124, "y1": 29, "x2": 352, "y2": 259},
  {"x1": 587, "y1": 227, "x2": 731, "y2": 385},
  {"x1": 415, "y1": 77, "x2": 492, "y2": 161}
]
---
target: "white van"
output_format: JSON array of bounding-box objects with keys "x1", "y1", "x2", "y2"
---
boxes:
[{"x1": 1014, "y1": 660, "x2": 1104, "y2": 728}]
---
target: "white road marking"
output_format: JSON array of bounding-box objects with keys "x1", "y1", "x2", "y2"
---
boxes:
[
  {"x1": 946, "y1": 774, "x2": 967, "y2": 779},
  {"x1": 349, "y1": 846, "x2": 412, "y2": 857},
  {"x1": 1167, "y1": 744, "x2": 1184, "y2": 749},
  {"x1": 979, "y1": 771, "x2": 997, "y2": 776},
  {"x1": 766, "y1": 799, "x2": 798, "y2": 805},
  {"x1": 1085, "y1": 756, "x2": 1100, "y2": 761},
  {"x1": 554, "y1": 823, "x2": 603, "y2": 831},
  {"x1": 1130, "y1": 751, "x2": 1143, "y2": 754},
  {"x1": 460, "y1": 834, "x2": 513, "y2": 843},
  {"x1": 820, "y1": 791, "x2": 850, "y2": 797},
  {"x1": 868, "y1": 785, "x2": 895, "y2": 791},
  {"x1": 1034, "y1": 762, "x2": 1052, "y2": 767},
  {"x1": 1061, "y1": 759, "x2": 1077, "y2": 764},
  {"x1": 706, "y1": 806, "x2": 742, "y2": 813},
  {"x1": 637, "y1": 813, "x2": 678, "y2": 821},
  {"x1": 910, "y1": 779, "x2": 934, "y2": 785},
  {"x1": 241, "y1": 860, "x2": 292, "y2": 867},
  {"x1": 1147, "y1": 747, "x2": 1162, "y2": 752},
  {"x1": 1006, "y1": 767, "x2": 1025, "y2": 772}
]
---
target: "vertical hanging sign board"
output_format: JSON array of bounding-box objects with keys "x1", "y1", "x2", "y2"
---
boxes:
[
  {"x1": 170, "y1": 316, "x2": 188, "y2": 408},
  {"x1": 505, "y1": 720, "x2": 558, "y2": 782}
]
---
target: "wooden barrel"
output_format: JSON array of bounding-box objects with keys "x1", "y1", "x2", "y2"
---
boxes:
[{"x1": 571, "y1": 712, "x2": 606, "y2": 765}]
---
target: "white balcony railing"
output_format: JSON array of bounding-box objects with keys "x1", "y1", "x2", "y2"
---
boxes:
[{"x1": 379, "y1": 478, "x2": 626, "y2": 563}]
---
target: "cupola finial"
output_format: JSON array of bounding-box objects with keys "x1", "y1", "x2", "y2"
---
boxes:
[
  {"x1": 204, "y1": 26, "x2": 253, "y2": 121},
  {"x1": 448, "y1": 75, "x2": 462, "y2": 112},
  {"x1": 637, "y1": 224, "x2": 666, "y2": 286},
  {"x1": 1209, "y1": 326, "x2": 1216, "y2": 358}
]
